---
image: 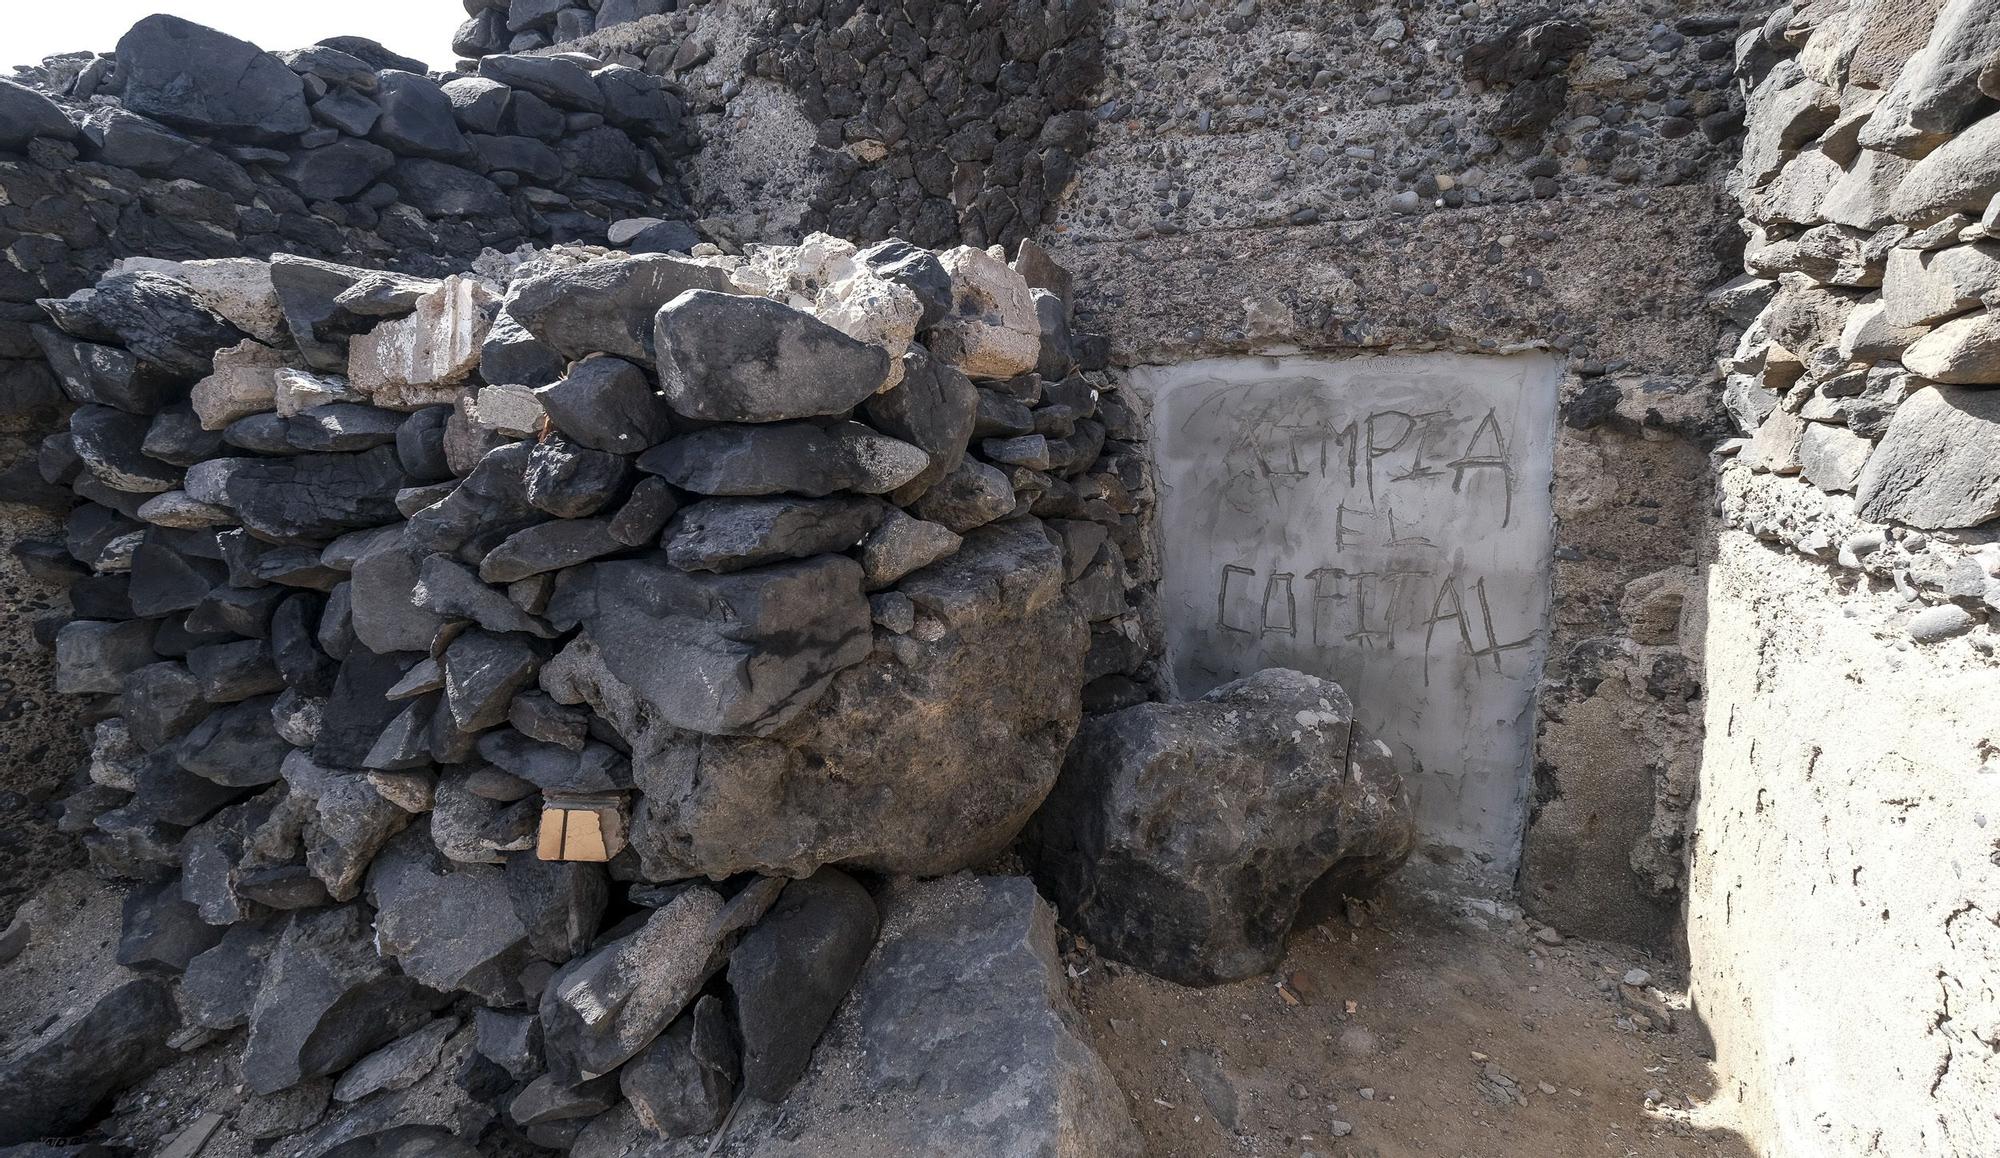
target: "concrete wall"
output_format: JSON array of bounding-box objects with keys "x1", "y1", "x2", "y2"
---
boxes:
[
  {"x1": 1132, "y1": 352, "x2": 1558, "y2": 873},
  {"x1": 1690, "y1": 528, "x2": 2000, "y2": 1156}
]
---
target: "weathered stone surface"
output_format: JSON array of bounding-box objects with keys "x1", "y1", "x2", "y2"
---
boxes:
[
  {"x1": 638, "y1": 422, "x2": 928, "y2": 497},
  {"x1": 931, "y1": 247, "x2": 1042, "y2": 379},
  {"x1": 618, "y1": 995, "x2": 736, "y2": 1139},
  {"x1": 34, "y1": 326, "x2": 178, "y2": 416},
  {"x1": 664, "y1": 497, "x2": 884, "y2": 574},
  {"x1": 525, "y1": 435, "x2": 631, "y2": 518},
  {"x1": 1025, "y1": 669, "x2": 1416, "y2": 985},
  {"x1": 349, "y1": 529, "x2": 447, "y2": 655},
  {"x1": 859, "y1": 239, "x2": 952, "y2": 328},
  {"x1": 221, "y1": 447, "x2": 407, "y2": 544},
  {"x1": 118, "y1": 877, "x2": 226, "y2": 972},
  {"x1": 242, "y1": 904, "x2": 442, "y2": 1095},
  {"x1": 444, "y1": 631, "x2": 542, "y2": 730},
  {"x1": 904, "y1": 457, "x2": 1016, "y2": 532},
  {"x1": 509, "y1": 255, "x2": 735, "y2": 363},
  {"x1": 654, "y1": 290, "x2": 890, "y2": 422},
  {"x1": 415, "y1": 554, "x2": 555, "y2": 637},
  {"x1": 349, "y1": 277, "x2": 498, "y2": 411},
  {"x1": 477, "y1": 53, "x2": 605, "y2": 112},
  {"x1": 279, "y1": 137, "x2": 397, "y2": 202},
  {"x1": 1798, "y1": 422, "x2": 1874, "y2": 493},
  {"x1": 1903, "y1": 310, "x2": 2000, "y2": 382},
  {"x1": 730, "y1": 870, "x2": 876, "y2": 1102},
  {"x1": 1890, "y1": 108, "x2": 2000, "y2": 220},
  {"x1": 480, "y1": 519, "x2": 624, "y2": 583},
  {"x1": 332, "y1": 1017, "x2": 457, "y2": 1104},
  {"x1": 1903, "y1": 0, "x2": 2000, "y2": 134},
  {"x1": 857, "y1": 507, "x2": 963, "y2": 589},
  {"x1": 177, "y1": 695, "x2": 287, "y2": 786},
  {"x1": 116, "y1": 15, "x2": 311, "y2": 141},
  {"x1": 0, "y1": 77, "x2": 77, "y2": 149},
  {"x1": 56, "y1": 619, "x2": 158, "y2": 694},
  {"x1": 371, "y1": 70, "x2": 470, "y2": 160},
  {"x1": 540, "y1": 885, "x2": 725, "y2": 1081},
  {"x1": 535, "y1": 355, "x2": 673, "y2": 454},
  {"x1": 548, "y1": 554, "x2": 870, "y2": 736},
  {"x1": 1880, "y1": 244, "x2": 2000, "y2": 327},
  {"x1": 865, "y1": 348, "x2": 979, "y2": 502},
  {"x1": 180, "y1": 920, "x2": 279, "y2": 1030},
  {"x1": 0, "y1": 978, "x2": 177, "y2": 1144},
  {"x1": 1855, "y1": 384, "x2": 2000, "y2": 527},
  {"x1": 715, "y1": 875, "x2": 1143, "y2": 1158},
  {"x1": 368, "y1": 829, "x2": 534, "y2": 1004},
  {"x1": 71, "y1": 405, "x2": 181, "y2": 493},
  {"x1": 109, "y1": 256, "x2": 283, "y2": 346},
  {"x1": 604, "y1": 522, "x2": 1085, "y2": 879}
]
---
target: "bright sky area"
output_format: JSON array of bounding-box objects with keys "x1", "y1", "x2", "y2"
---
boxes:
[{"x1": 6, "y1": 1, "x2": 468, "y2": 73}]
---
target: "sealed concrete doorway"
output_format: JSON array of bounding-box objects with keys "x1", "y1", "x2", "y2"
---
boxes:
[{"x1": 1131, "y1": 352, "x2": 1560, "y2": 874}]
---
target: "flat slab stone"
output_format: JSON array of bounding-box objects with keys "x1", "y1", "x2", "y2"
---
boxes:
[{"x1": 1855, "y1": 384, "x2": 2000, "y2": 528}]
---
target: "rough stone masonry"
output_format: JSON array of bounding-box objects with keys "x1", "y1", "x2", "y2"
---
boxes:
[{"x1": 0, "y1": 121, "x2": 1418, "y2": 1148}]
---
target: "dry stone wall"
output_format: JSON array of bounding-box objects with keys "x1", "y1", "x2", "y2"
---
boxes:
[
  {"x1": 0, "y1": 14, "x2": 702, "y2": 918},
  {"x1": 1689, "y1": 0, "x2": 2000, "y2": 1150},
  {"x1": 474, "y1": 0, "x2": 1105, "y2": 251},
  {"x1": 1, "y1": 231, "x2": 1158, "y2": 1150}
]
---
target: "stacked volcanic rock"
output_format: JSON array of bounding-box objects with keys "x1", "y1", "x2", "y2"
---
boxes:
[
  {"x1": 1716, "y1": 0, "x2": 2000, "y2": 643},
  {"x1": 456, "y1": 0, "x2": 677, "y2": 58},
  {"x1": 466, "y1": 0, "x2": 1105, "y2": 252},
  {"x1": 0, "y1": 14, "x2": 698, "y2": 424},
  {"x1": 9, "y1": 230, "x2": 1149, "y2": 1151}
]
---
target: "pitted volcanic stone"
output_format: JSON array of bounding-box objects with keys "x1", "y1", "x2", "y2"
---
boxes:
[
  {"x1": 1024, "y1": 669, "x2": 1416, "y2": 986},
  {"x1": 654, "y1": 290, "x2": 890, "y2": 423}
]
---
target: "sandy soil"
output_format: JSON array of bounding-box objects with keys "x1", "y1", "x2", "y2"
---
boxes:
[{"x1": 1068, "y1": 880, "x2": 1755, "y2": 1158}]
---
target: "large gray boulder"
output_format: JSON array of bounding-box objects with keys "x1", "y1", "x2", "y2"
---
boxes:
[
  {"x1": 115, "y1": 16, "x2": 311, "y2": 142},
  {"x1": 0, "y1": 78, "x2": 76, "y2": 150},
  {"x1": 546, "y1": 554, "x2": 873, "y2": 737},
  {"x1": 557, "y1": 519, "x2": 1086, "y2": 879},
  {"x1": 1854, "y1": 384, "x2": 2000, "y2": 528},
  {"x1": 654, "y1": 290, "x2": 890, "y2": 422},
  {"x1": 1024, "y1": 668, "x2": 1416, "y2": 986}
]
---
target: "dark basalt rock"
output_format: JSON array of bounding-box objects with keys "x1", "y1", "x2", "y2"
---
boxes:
[
  {"x1": 509, "y1": 256, "x2": 734, "y2": 363},
  {"x1": 242, "y1": 904, "x2": 445, "y2": 1095},
  {"x1": 866, "y1": 347, "x2": 978, "y2": 502},
  {"x1": 654, "y1": 290, "x2": 890, "y2": 423},
  {"x1": 547, "y1": 553, "x2": 872, "y2": 737},
  {"x1": 32, "y1": 326, "x2": 178, "y2": 415},
  {"x1": 0, "y1": 978, "x2": 178, "y2": 1144},
  {"x1": 371, "y1": 70, "x2": 471, "y2": 161},
  {"x1": 222, "y1": 447, "x2": 408, "y2": 544},
  {"x1": 279, "y1": 138, "x2": 398, "y2": 203},
  {"x1": 637, "y1": 421, "x2": 929, "y2": 498},
  {"x1": 118, "y1": 876, "x2": 226, "y2": 972},
  {"x1": 0, "y1": 77, "x2": 77, "y2": 149},
  {"x1": 534, "y1": 354, "x2": 673, "y2": 453},
  {"x1": 177, "y1": 694, "x2": 288, "y2": 786},
  {"x1": 525, "y1": 434, "x2": 631, "y2": 518},
  {"x1": 1023, "y1": 669, "x2": 1416, "y2": 986},
  {"x1": 116, "y1": 15, "x2": 312, "y2": 142},
  {"x1": 663, "y1": 496, "x2": 886, "y2": 574},
  {"x1": 858, "y1": 239, "x2": 952, "y2": 328},
  {"x1": 729, "y1": 869, "x2": 877, "y2": 1102},
  {"x1": 476, "y1": 54, "x2": 605, "y2": 113},
  {"x1": 42, "y1": 272, "x2": 243, "y2": 384},
  {"x1": 618, "y1": 995, "x2": 737, "y2": 1138},
  {"x1": 367, "y1": 828, "x2": 538, "y2": 1005}
]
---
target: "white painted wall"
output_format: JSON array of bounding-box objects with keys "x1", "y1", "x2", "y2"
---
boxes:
[{"x1": 1130, "y1": 352, "x2": 1560, "y2": 871}]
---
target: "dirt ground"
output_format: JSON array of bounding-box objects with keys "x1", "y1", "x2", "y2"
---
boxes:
[{"x1": 1068, "y1": 879, "x2": 1756, "y2": 1158}]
